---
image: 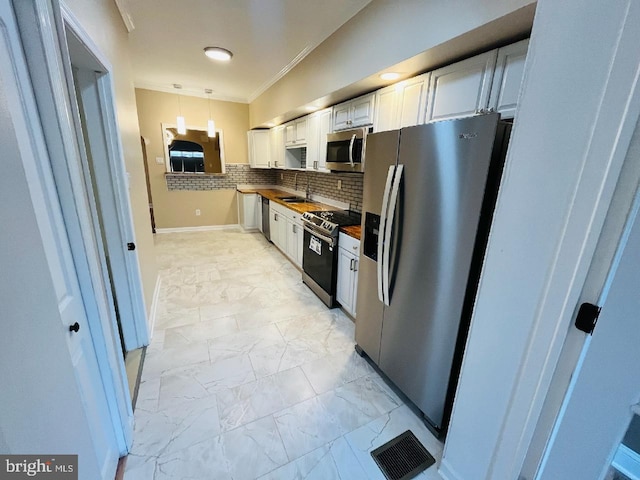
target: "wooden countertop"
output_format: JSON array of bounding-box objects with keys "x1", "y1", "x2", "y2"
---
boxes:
[
  {"x1": 238, "y1": 187, "x2": 362, "y2": 239},
  {"x1": 236, "y1": 188, "x2": 337, "y2": 214},
  {"x1": 340, "y1": 225, "x2": 361, "y2": 241}
]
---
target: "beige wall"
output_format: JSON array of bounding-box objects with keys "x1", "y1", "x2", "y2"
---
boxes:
[
  {"x1": 250, "y1": 0, "x2": 535, "y2": 127},
  {"x1": 135, "y1": 88, "x2": 250, "y2": 228},
  {"x1": 65, "y1": 0, "x2": 157, "y2": 312}
]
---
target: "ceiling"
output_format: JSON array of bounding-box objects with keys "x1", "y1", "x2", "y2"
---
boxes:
[{"x1": 126, "y1": 0, "x2": 372, "y2": 103}]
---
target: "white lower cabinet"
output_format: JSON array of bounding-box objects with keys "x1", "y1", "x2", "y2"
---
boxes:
[
  {"x1": 270, "y1": 205, "x2": 286, "y2": 249},
  {"x1": 284, "y1": 213, "x2": 303, "y2": 268},
  {"x1": 238, "y1": 193, "x2": 259, "y2": 231},
  {"x1": 336, "y1": 232, "x2": 360, "y2": 317},
  {"x1": 270, "y1": 202, "x2": 303, "y2": 268}
]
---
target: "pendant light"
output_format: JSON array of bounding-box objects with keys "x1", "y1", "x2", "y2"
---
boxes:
[
  {"x1": 174, "y1": 84, "x2": 186, "y2": 135},
  {"x1": 205, "y1": 89, "x2": 216, "y2": 138}
]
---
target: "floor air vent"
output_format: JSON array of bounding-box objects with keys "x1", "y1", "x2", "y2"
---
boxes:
[{"x1": 370, "y1": 430, "x2": 435, "y2": 480}]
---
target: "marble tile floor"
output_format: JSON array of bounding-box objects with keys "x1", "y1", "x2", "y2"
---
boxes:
[{"x1": 125, "y1": 229, "x2": 443, "y2": 480}]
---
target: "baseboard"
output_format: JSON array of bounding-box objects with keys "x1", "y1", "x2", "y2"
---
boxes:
[
  {"x1": 438, "y1": 458, "x2": 462, "y2": 480},
  {"x1": 147, "y1": 274, "x2": 161, "y2": 340},
  {"x1": 612, "y1": 444, "x2": 640, "y2": 480},
  {"x1": 155, "y1": 224, "x2": 240, "y2": 233}
]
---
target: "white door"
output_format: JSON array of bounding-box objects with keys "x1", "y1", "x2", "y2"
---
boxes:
[
  {"x1": 0, "y1": 3, "x2": 119, "y2": 478},
  {"x1": 536, "y1": 199, "x2": 640, "y2": 479}
]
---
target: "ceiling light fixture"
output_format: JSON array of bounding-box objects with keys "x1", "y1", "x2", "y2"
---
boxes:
[
  {"x1": 204, "y1": 47, "x2": 233, "y2": 62},
  {"x1": 174, "y1": 84, "x2": 186, "y2": 135},
  {"x1": 205, "y1": 89, "x2": 216, "y2": 138},
  {"x1": 380, "y1": 72, "x2": 401, "y2": 81}
]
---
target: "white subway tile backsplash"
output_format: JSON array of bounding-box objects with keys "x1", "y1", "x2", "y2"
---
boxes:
[{"x1": 166, "y1": 165, "x2": 364, "y2": 213}]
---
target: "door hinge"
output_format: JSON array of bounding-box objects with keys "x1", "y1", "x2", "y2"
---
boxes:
[
  {"x1": 575, "y1": 302, "x2": 601, "y2": 335},
  {"x1": 127, "y1": 242, "x2": 136, "y2": 251}
]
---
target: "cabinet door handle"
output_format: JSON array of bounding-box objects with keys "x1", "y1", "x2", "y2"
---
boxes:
[
  {"x1": 293, "y1": 224, "x2": 296, "y2": 233},
  {"x1": 353, "y1": 260, "x2": 358, "y2": 272},
  {"x1": 350, "y1": 258, "x2": 354, "y2": 271},
  {"x1": 275, "y1": 213, "x2": 278, "y2": 221}
]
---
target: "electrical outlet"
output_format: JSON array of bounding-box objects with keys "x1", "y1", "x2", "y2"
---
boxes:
[
  {"x1": 195, "y1": 209, "x2": 201, "y2": 216},
  {"x1": 155, "y1": 156, "x2": 164, "y2": 165},
  {"x1": 337, "y1": 179, "x2": 342, "y2": 190}
]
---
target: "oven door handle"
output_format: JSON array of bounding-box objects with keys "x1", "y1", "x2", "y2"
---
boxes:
[
  {"x1": 303, "y1": 223, "x2": 336, "y2": 247},
  {"x1": 382, "y1": 164, "x2": 403, "y2": 306},
  {"x1": 348, "y1": 134, "x2": 356, "y2": 168},
  {"x1": 378, "y1": 165, "x2": 396, "y2": 304}
]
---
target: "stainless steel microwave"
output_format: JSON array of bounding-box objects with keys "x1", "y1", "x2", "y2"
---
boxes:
[{"x1": 326, "y1": 127, "x2": 368, "y2": 173}]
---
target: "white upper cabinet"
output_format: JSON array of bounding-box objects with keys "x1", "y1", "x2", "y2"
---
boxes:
[
  {"x1": 285, "y1": 118, "x2": 307, "y2": 147},
  {"x1": 399, "y1": 74, "x2": 430, "y2": 128},
  {"x1": 270, "y1": 125, "x2": 285, "y2": 168},
  {"x1": 333, "y1": 93, "x2": 375, "y2": 130},
  {"x1": 424, "y1": 50, "x2": 498, "y2": 122},
  {"x1": 306, "y1": 108, "x2": 332, "y2": 171},
  {"x1": 488, "y1": 39, "x2": 529, "y2": 119},
  {"x1": 373, "y1": 84, "x2": 399, "y2": 133},
  {"x1": 374, "y1": 74, "x2": 430, "y2": 132},
  {"x1": 247, "y1": 130, "x2": 271, "y2": 169}
]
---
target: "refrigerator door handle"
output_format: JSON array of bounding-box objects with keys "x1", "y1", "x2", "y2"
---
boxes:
[
  {"x1": 378, "y1": 165, "x2": 396, "y2": 303},
  {"x1": 349, "y1": 134, "x2": 356, "y2": 168},
  {"x1": 382, "y1": 164, "x2": 404, "y2": 306}
]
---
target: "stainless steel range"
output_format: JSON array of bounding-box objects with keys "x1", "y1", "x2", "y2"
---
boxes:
[{"x1": 301, "y1": 210, "x2": 361, "y2": 307}]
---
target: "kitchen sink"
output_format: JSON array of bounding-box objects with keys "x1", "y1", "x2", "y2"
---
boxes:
[{"x1": 279, "y1": 196, "x2": 307, "y2": 203}]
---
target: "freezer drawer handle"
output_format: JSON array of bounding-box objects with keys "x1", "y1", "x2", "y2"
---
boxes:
[{"x1": 378, "y1": 165, "x2": 396, "y2": 304}]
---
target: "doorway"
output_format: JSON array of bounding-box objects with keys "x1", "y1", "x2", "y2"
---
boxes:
[
  {"x1": 62, "y1": 22, "x2": 149, "y2": 353},
  {"x1": 536, "y1": 190, "x2": 640, "y2": 478},
  {"x1": 141, "y1": 136, "x2": 156, "y2": 233}
]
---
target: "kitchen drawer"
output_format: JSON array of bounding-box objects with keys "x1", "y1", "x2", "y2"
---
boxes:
[{"x1": 339, "y1": 232, "x2": 360, "y2": 256}]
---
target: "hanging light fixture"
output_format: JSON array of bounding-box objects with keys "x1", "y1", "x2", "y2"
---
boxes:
[
  {"x1": 205, "y1": 89, "x2": 216, "y2": 138},
  {"x1": 174, "y1": 84, "x2": 186, "y2": 135}
]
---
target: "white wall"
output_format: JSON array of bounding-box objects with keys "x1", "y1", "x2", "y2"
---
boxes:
[{"x1": 441, "y1": 0, "x2": 640, "y2": 479}]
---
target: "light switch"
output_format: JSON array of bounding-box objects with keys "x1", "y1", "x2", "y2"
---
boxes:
[{"x1": 155, "y1": 156, "x2": 164, "y2": 165}]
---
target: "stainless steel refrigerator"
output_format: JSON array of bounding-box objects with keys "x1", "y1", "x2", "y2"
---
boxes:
[{"x1": 355, "y1": 113, "x2": 511, "y2": 436}]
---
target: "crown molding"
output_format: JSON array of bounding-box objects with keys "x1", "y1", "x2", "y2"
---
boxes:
[{"x1": 113, "y1": 0, "x2": 135, "y2": 32}]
